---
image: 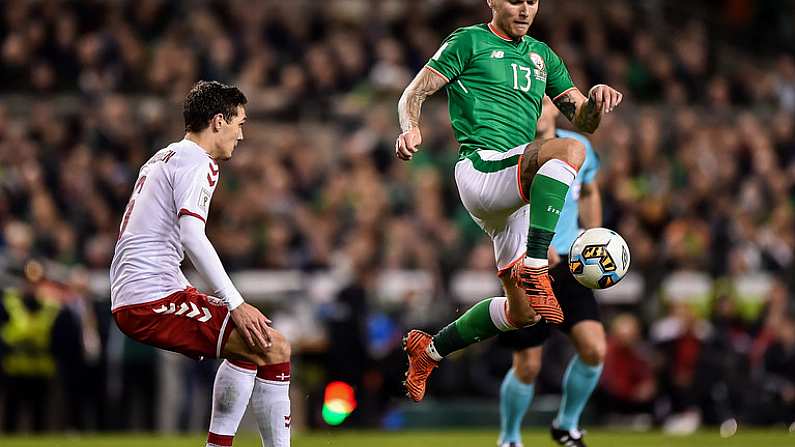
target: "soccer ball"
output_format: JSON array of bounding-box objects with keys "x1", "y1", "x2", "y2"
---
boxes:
[{"x1": 568, "y1": 227, "x2": 630, "y2": 289}]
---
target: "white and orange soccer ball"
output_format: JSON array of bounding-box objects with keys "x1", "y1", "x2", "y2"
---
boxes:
[{"x1": 568, "y1": 227, "x2": 631, "y2": 289}]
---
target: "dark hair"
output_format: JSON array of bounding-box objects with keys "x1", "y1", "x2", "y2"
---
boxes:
[{"x1": 183, "y1": 81, "x2": 248, "y2": 133}]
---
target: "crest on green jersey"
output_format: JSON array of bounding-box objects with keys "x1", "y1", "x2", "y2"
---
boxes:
[{"x1": 529, "y1": 53, "x2": 547, "y2": 81}]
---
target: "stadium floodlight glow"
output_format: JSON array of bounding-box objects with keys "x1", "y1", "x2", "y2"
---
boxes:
[{"x1": 322, "y1": 381, "x2": 357, "y2": 426}]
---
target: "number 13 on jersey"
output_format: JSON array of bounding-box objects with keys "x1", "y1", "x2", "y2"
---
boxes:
[{"x1": 511, "y1": 63, "x2": 532, "y2": 92}]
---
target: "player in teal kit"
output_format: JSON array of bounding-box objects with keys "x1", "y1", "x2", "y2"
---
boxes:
[
  {"x1": 395, "y1": 0, "x2": 622, "y2": 404},
  {"x1": 497, "y1": 97, "x2": 604, "y2": 447}
]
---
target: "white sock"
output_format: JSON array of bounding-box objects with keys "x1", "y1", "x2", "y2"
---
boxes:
[
  {"x1": 426, "y1": 342, "x2": 444, "y2": 361},
  {"x1": 252, "y1": 363, "x2": 292, "y2": 447},
  {"x1": 488, "y1": 296, "x2": 517, "y2": 331},
  {"x1": 523, "y1": 257, "x2": 548, "y2": 268},
  {"x1": 207, "y1": 360, "x2": 256, "y2": 447}
]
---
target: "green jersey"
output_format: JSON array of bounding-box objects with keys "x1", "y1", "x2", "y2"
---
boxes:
[{"x1": 426, "y1": 24, "x2": 575, "y2": 160}]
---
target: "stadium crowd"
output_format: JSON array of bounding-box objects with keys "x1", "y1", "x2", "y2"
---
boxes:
[{"x1": 0, "y1": 0, "x2": 794, "y2": 433}]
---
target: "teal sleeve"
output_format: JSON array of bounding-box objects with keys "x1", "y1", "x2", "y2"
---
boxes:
[
  {"x1": 425, "y1": 29, "x2": 473, "y2": 82},
  {"x1": 544, "y1": 45, "x2": 575, "y2": 99},
  {"x1": 581, "y1": 144, "x2": 600, "y2": 184}
]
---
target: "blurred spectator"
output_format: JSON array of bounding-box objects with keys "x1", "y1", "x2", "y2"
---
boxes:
[
  {"x1": 651, "y1": 297, "x2": 750, "y2": 432},
  {"x1": 51, "y1": 267, "x2": 110, "y2": 431},
  {"x1": 0, "y1": 260, "x2": 60, "y2": 432},
  {"x1": 756, "y1": 317, "x2": 795, "y2": 425},
  {"x1": 106, "y1": 326, "x2": 159, "y2": 431},
  {"x1": 599, "y1": 314, "x2": 657, "y2": 420},
  {"x1": 651, "y1": 302, "x2": 711, "y2": 428}
]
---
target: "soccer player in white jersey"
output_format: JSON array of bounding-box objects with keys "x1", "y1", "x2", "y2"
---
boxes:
[{"x1": 110, "y1": 81, "x2": 291, "y2": 447}]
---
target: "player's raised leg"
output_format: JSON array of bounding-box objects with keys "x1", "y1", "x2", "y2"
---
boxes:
[
  {"x1": 513, "y1": 138, "x2": 584, "y2": 324},
  {"x1": 551, "y1": 321, "x2": 605, "y2": 447},
  {"x1": 403, "y1": 294, "x2": 532, "y2": 402},
  {"x1": 499, "y1": 347, "x2": 542, "y2": 447},
  {"x1": 404, "y1": 149, "x2": 556, "y2": 402},
  {"x1": 404, "y1": 274, "x2": 543, "y2": 402}
]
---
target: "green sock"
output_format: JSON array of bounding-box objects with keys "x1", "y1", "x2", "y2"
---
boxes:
[
  {"x1": 527, "y1": 160, "x2": 576, "y2": 259},
  {"x1": 431, "y1": 298, "x2": 511, "y2": 357},
  {"x1": 527, "y1": 228, "x2": 554, "y2": 260}
]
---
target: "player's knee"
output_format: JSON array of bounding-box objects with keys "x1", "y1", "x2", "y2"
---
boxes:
[
  {"x1": 578, "y1": 338, "x2": 606, "y2": 365},
  {"x1": 514, "y1": 352, "x2": 541, "y2": 384},
  {"x1": 242, "y1": 352, "x2": 268, "y2": 367},
  {"x1": 558, "y1": 138, "x2": 585, "y2": 171},
  {"x1": 514, "y1": 363, "x2": 539, "y2": 384},
  {"x1": 223, "y1": 328, "x2": 268, "y2": 366},
  {"x1": 265, "y1": 330, "x2": 291, "y2": 364}
]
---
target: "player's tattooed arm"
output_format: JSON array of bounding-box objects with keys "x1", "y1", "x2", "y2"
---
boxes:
[
  {"x1": 398, "y1": 67, "x2": 448, "y2": 132},
  {"x1": 575, "y1": 95, "x2": 601, "y2": 134},
  {"x1": 553, "y1": 88, "x2": 600, "y2": 133},
  {"x1": 553, "y1": 85, "x2": 623, "y2": 134},
  {"x1": 553, "y1": 89, "x2": 581, "y2": 123},
  {"x1": 396, "y1": 67, "x2": 448, "y2": 160}
]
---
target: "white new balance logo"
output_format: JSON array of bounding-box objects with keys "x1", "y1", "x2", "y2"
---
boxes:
[
  {"x1": 153, "y1": 302, "x2": 212, "y2": 322},
  {"x1": 491, "y1": 50, "x2": 504, "y2": 59}
]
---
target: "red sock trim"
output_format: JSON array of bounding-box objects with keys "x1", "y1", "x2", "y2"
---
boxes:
[
  {"x1": 207, "y1": 432, "x2": 234, "y2": 446},
  {"x1": 562, "y1": 159, "x2": 580, "y2": 173},
  {"x1": 257, "y1": 362, "x2": 291, "y2": 382},
  {"x1": 497, "y1": 251, "x2": 526, "y2": 278},
  {"x1": 228, "y1": 359, "x2": 257, "y2": 371},
  {"x1": 516, "y1": 154, "x2": 529, "y2": 203}
]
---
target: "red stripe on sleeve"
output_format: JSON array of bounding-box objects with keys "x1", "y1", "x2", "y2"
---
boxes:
[
  {"x1": 178, "y1": 208, "x2": 206, "y2": 223},
  {"x1": 424, "y1": 65, "x2": 449, "y2": 83},
  {"x1": 552, "y1": 86, "x2": 578, "y2": 102}
]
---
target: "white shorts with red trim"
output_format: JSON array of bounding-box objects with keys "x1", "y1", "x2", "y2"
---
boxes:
[
  {"x1": 113, "y1": 287, "x2": 233, "y2": 360},
  {"x1": 455, "y1": 143, "x2": 529, "y2": 276}
]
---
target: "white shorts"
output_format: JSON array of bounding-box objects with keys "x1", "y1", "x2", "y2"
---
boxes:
[{"x1": 455, "y1": 144, "x2": 530, "y2": 276}]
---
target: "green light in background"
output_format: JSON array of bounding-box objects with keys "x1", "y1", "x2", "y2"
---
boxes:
[{"x1": 322, "y1": 381, "x2": 357, "y2": 426}]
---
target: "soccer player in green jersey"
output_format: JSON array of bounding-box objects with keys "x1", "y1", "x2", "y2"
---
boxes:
[{"x1": 396, "y1": 0, "x2": 622, "y2": 402}]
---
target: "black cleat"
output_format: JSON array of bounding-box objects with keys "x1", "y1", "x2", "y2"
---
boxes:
[{"x1": 550, "y1": 426, "x2": 587, "y2": 447}]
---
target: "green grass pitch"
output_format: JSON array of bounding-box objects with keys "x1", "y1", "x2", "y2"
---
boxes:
[{"x1": 1, "y1": 429, "x2": 793, "y2": 447}]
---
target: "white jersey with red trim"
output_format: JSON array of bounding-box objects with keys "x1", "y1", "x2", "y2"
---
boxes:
[{"x1": 110, "y1": 139, "x2": 220, "y2": 311}]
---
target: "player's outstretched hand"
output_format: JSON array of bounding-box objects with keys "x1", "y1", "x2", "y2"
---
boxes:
[
  {"x1": 395, "y1": 127, "x2": 422, "y2": 161},
  {"x1": 588, "y1": 84, "x2": 623, "y2": 114},
  {"x1": 230, "y1": 302, "x2": 273, "y2": 354}
]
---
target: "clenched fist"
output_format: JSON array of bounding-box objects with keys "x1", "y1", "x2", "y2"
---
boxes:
[{"x1": 395, "y1": 127, "x2": 423, "y2": 161}]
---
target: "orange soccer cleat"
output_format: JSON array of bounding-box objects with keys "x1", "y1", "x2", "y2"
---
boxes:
[
  {"x1": 402, "y1": 329, "x2": 438, "y2": 402},
  {"x1": 511, "y1": 262, "x2": 564, "y2": 324}
]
